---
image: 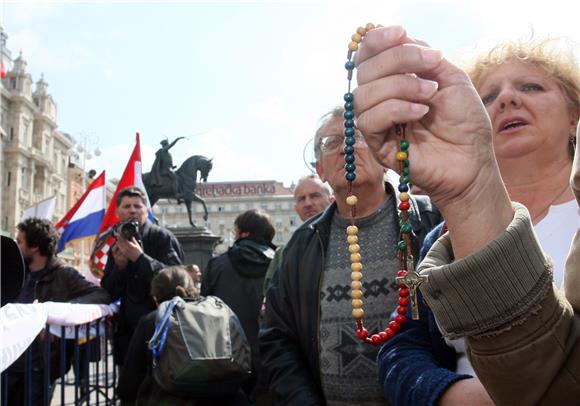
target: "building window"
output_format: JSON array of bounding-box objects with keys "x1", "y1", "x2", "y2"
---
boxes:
[
  {"x1": 260, "y1": 202, "x2": 267, "y2": 210},
  {"x1": 290, "y1": 216, "x2": 297, "y2": 226},
  {"x1": 276, "y1": 233, "x2": 284, "y2": 243},
  {"x1": 275, "y1": 219, "x2": 283, "y2": 228},
  {"x1": 232, "y1": 204, "x2": 239, "y2": 212},
  {"x1": 9, "y1": 127, "x2": 14, "y2": 141},
  {"x1": 6, "y1": 171, "x2": 11, "y2": 187},
  {"x1": 10, "y1": 78, "x2": 16, "y2": 89}
]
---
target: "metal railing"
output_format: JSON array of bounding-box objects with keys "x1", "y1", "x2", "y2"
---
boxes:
[{"x1": 1, "y1": 316, "x2": 118, "y2": 406}]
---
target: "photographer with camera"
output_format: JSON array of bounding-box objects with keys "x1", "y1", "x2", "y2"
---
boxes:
[{"x1": 101, "y1": 187, "x2": 184, "y2": 366}]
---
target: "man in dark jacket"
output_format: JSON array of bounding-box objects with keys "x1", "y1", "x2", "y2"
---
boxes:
[
  {"x1": 201, "y1": 209, "x2": 276, "y2": 400},
  {"x1": 3, "y1": 217, "x2": 111, "y2": 406},
  {"x1": 259, "y1": 107, "x2": 441, "y2": 405},
  {"x1": 100, "y1": 187, "x2": 184, "y2": 365}
]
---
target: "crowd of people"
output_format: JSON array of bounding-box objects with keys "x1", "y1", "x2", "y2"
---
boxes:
[{"x1": 2, "y1": 23, "x2": 579, "y2": 406}]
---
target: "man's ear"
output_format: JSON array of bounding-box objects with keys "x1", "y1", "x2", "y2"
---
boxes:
[
  {"x1": 239, "y1": 231, "x2": 250, "y2": 239},
  {"x1": 315, "y1": 161, "x2": 326, "y2": 182}
]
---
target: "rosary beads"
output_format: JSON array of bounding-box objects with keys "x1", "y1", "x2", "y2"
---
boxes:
[{"x1": 344, "y1": 24, "x2": 427, "y2": 346}]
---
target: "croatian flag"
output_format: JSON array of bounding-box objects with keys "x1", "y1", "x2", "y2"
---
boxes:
[
  {"x1": 55, "y1": 171, "x2": 106, "y2": 253},
  {"x1": 90, "y1": 133, "x2": 154, "y2": 272}
]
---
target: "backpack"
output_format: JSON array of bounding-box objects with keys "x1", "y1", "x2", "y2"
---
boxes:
[{"x1": 148, "y1": 295, "x2": 252, "y2": 397}]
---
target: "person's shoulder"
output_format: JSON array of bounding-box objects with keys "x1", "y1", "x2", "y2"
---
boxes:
[{"x1": 206, "y1": 251, "x2": 230, "y2": 271}]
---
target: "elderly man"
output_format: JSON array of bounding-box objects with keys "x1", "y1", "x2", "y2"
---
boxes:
[
  {"x1": 262, "y1": 174, "x2": 334, "y2": 294},
  {"x1": 293, "y1": 174, "x2": 334, "y2": 222},
  {"x1": 100, "y1": 186, "x2": 184, "y2": 365},
  {"x1": 259, "y1": 106, "x2": 441, "y2": 405}
]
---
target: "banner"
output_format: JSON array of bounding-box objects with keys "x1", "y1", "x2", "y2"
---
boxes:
[
  {"x1": 21, "y1": 196, "x2": 56, "y2": 222},
  {"x1": 55, "y1": 171, "x2": 106, "y2": 253},
  {"x1": 0, "y1": 302, "x2": 118, "y2": 372}
]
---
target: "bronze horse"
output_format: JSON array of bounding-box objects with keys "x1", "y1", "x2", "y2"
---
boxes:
[{"x1": 143, "y1": 155, "x2": 213, "y2": 226}]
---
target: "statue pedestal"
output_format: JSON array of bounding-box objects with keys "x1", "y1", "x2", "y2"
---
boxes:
[{"x1": 169, "y1": 226, "x2": 222, "y2": 272}]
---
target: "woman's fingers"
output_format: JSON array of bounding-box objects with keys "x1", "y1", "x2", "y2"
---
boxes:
[
  {"x1": 356, "y1": 99, "x2": 429, "y2": 154},
  {"x1": 357, "y1": 43, "x2": 444, "y2": 85},
  {"x1": 353, "y1": 74, "x2": 438, "y2": 114},
  {"x1": 354, "y1": 25, "x2": 408, "y2": 65}
]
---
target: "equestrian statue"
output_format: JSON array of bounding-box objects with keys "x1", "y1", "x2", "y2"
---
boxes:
[{"x1": 143, "y1": 137, "x2": 213, "y2": 227}]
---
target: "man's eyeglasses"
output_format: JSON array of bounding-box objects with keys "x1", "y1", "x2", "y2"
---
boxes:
[{"x1": 319, "y1": 132, "x2": 367, "y2": 154}]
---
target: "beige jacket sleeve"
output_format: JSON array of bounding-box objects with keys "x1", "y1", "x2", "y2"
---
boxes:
[{"x1": 418, "y1": 200, "x2": 580, "y2": 405}]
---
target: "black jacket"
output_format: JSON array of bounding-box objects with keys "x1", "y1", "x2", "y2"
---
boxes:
[
  {"x1": 34, "y1": 257, "x2": 111, "y2": 304},
  {"x1": 101, "y1": 221, "x2": 184, "y2": 363},
  {"x1": 201, "y1": 239, "x2": 275, "y2": 392},
  {"x1": 8, "y1": 257, "x2": 110, "y2": 386},
  {"x1": 259, "y1": 184, "x2": 441, "y2": 405}
]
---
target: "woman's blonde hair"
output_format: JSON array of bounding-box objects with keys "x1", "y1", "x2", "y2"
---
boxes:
[
  {"x1": 151, "y1": 265, "x2": 198, "y2": 303},
  {"x1": 466, "y1": 37, "x2": 580, "y2": 113}
]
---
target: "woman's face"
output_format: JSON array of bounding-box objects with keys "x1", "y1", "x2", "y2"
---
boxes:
[{"x1": 476, "y1": 60, "x2": 577, "y2": 163}]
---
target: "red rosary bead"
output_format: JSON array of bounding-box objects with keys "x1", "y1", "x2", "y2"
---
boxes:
[
  {"x1": 356, "y1": 328, "x2": 369, "y2": 340},
  {"x1": 384, "y1": 328, "x2": 395, "y2": 339},
  {"x1": 395, "y1": 314, "x2": 407, "y2": 325},
  {"x1": 399, "y1": 297, "x2": 410, "y2": 306},
  {"x1": 371, "y1": 334, "x2": 382, "y2": 345},
  {"x1": 397, "y1": 270, "x2": 406, "y2": 277},
  {"x1": 389, "y1": 320, "x2": 401, "y2": 332},
  {"x1": 399, "y1": 201, "x2": 410, "y2": 211},
  {"x1": 399, "y1": 288, "x2": 410, "y2": 297},
  {"x1": 397, "y1": 306, "x2": 407, "y2": 315}
]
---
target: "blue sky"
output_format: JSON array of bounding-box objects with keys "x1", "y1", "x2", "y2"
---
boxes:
[{"x1": 2, "y1": 0, "x2": 578, "y2": 186}]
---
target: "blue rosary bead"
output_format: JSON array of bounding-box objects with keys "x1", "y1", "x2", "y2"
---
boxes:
[
  {"x1": 344, "y1": 110, "x2": 355, "y2": 120},
  {"x1": 345, "y1": 154, "x2": 355, "y2": 163},
  {"x1": 344, "y1": 145, "x2": 355, "y2": 155},
  {"x1": 345, "y1": 60, "x2": 356, "y2": 70},
  {"x1": 345, "y1": 136, "x2": 356, "y2": 146},
  {"x1": 344, "y1": 102, "x2": 354, "y2": 111},
  {"x1": 345, "y1": 163, "x2": 356, "y2": 172},
  {"x1": 344, "y1": 137, "x2": 356, "y2": 146},
  {"x1": 344, "y1": 119, "x2": 355, "y2": 128},
  {"x1": 398, "y1": 183, "x2": 409, "y2": 193},
  {"x1": 345, "y1": 172, "x2": 356, "y2": 181},
  {"x1": 344, "y1": 93, "x2": 354, "y2": 102},
  {"x1": 344, "y1": 127, "x2": 355, "y2": 137}
]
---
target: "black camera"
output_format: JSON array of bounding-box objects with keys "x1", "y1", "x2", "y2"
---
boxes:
[{"x1": 113, "y1": 220, "x2": 140, "y2": 241}]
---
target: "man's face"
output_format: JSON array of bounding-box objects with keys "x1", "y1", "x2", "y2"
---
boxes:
[
  {"x1": 116, "y1": 196, "x2": 148, "y2": 225},
  {"x1": 315, "y1": 116, "x2": 385, "y2": 195},
  {"x1": 16, "y1": 230, "x2": 34, "y2": 266},
  {"x1": 294, "y1": 178, "x2": 333, "y2": 221}
]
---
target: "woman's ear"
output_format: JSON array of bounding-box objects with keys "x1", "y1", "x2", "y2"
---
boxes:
[{"x1": 153, "y1": 296, "x2": 159, "y2": 307}]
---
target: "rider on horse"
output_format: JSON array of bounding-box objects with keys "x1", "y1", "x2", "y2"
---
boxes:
[{"x1": 150, "y1": 137, "x2": 184, "y2": 199}]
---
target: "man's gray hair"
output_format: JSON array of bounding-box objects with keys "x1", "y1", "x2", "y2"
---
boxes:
[
  {"x1": 313, "y1": 106, "x2": 345, "y2": 161},
  {"x1": 295, "y1": 174, "x2": 334, "y2": 197}
]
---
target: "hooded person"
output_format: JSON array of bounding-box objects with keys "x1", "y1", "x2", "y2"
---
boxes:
[{"x1": 201, "y1": 209, "x2": 276, "y2": 401}]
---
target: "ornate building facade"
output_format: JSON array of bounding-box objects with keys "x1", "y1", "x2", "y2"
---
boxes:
[
  {"x1": 152, "y1": 180, "x2": 300, "y2": 254},
  {"x1": 1, "y1": 27, "x2": 74, "y2": 236}
]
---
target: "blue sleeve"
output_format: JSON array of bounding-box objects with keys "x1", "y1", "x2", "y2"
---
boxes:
[{"x1": 378, "y1": 222, "x2": 470, "y2": 406}]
